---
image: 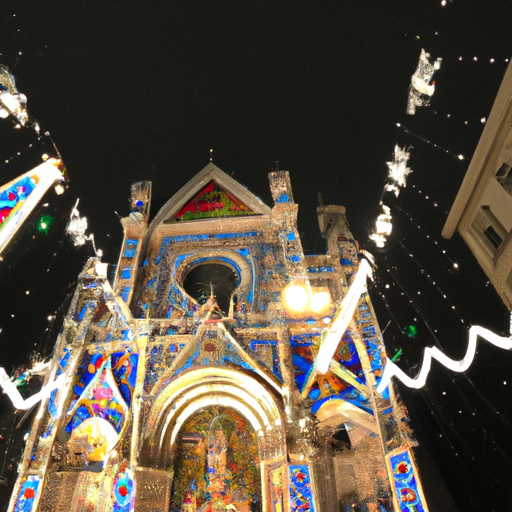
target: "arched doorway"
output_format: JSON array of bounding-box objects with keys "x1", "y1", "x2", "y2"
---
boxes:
[
  {"x1": 170, "y1": 406, "x2": 261, "y2": 512},
  {"x1": 139, "y1": 368, "x2": 286, "y2": 512}
]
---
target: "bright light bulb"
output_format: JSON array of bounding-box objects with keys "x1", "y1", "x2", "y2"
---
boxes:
[
  {"x1": 283, "y1": 283, "x2": 309, "y2": 312},
  {"x1": 310, "y1": 291, "x2": 331, "y2": 313}
]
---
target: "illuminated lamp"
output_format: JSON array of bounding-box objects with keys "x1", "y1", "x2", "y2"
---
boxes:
[
  {"x1": 283, "y1": 282, "x2": 310, "y2": 312},
  {"x1": 310, "y1": 290, "x2": 331, "y2": 313}
]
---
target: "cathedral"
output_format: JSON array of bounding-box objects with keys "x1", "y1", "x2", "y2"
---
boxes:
[{"x1": 8, "y1": 163, "x2": 429, "y2": 512}]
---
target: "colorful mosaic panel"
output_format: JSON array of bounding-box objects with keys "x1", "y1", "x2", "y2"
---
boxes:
[
  {"x1": 288, "y1": 465, "x2": 315, "y2": 512},
  {"x1": 113, "y1": 467, "x2": 135, "y2": 512},
  {"x1": 174, "y1": 181, "x2": 257, "y2": 221},
  {"x1": 290, "y1": 334, "x2": 370, "y2": 413},
  {"x1": 72, "y1": 351, "x2": 138, "y2": 408},
  {"x1": 66, "y1": 351, "x2": 137, "y2": 437},
  {"x1": 144, "y1": 343, "x2": 179, "y2": 393},
  {"x1": 270, "y1": 467, "x2": 285, "y2": 512},
  {"x1": 14, "y1": 475, "x2": 42, "y2": 512},
  {"x1": 387, "y1": 447, "x2": 429, "y2": 512},
  {"x1": 0, "y1": 174, "x2": 36, "y2": 228}
]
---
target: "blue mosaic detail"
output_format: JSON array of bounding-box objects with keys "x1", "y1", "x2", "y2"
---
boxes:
[
  {"x1": 124, "y1": 239, "x2": 138, "y2": 258},
  {"x1": 14, "y1": 475, "x2": 41, "y2": 512},
  {"x1": 289, "y1": 465, "x2": 315, "y2": 512},
  {"x1": 388, "y1": 449, "x2": 428, "y2": 512}
]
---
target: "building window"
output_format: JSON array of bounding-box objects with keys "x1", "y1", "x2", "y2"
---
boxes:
[
  {"x1": 484, "y1": 225, "x2": 503, "y2": 249},
  {"x1": 182, "y1": 261, "x2": 239, "y2": 314},
  {"x1": 472, "y1": 205, "x2": 507, "y2": 255}
]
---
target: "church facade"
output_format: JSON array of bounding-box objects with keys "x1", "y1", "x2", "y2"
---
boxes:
[{"x1": 9, "y1": 164, "x2": 428, "y2": 512}]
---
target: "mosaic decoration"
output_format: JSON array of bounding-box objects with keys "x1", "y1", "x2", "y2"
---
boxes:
[
  {"x1": 0, "y1": 175, "x2": 35, "y2": 225},
  {"x1": 270, "y1": 467, "x2": 285, "y2": 512},
  {"x1": 9, "y1": 167, "x2": 429, "y2": 512},
  {"x1": 47, "y1": 348, "x2": 72, "y2": 419},
  {"x1": 113, "y1": 467, "x2": 135, "y2": 512},
  {"x1": 174, "y1": 181, "x2": 257, "y2": 221},
  {"x1": 62, "y1": 351, "x2": 138, "y2": 464},
  {"x1": 290, "y1": 333, "x2": 370, "y2": 413},
  {"x1": 288, "y1": 465, "x2": 315, "y2": 512},
  {"x1": 0, "y1": 159, "x2": 64, "y2": 254},
  {"x1": 144, "y1": 343, "x2": 179, "y2": 393},
  {"x1": 387, "y1": 447, "x2": 429, "y2": 512},
  {"x1": 171, "y1": 406, "x2": 261, "y2": 512},
  {"x1": 14, "y1": 475, "x2": 42, "y2": 512}
]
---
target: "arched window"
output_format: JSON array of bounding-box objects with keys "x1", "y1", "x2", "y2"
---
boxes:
[{"x1": 182, "y1": 261, "x2": 239, "y2": 314}]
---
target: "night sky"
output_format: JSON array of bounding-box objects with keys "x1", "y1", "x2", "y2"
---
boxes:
[{"x1": 0, "y1": 1, "x2": 512, "y2": 510}]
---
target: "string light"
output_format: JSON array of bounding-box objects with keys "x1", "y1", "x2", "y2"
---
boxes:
[
  {"x1": 393, "y1": 203, "x2": 459, "y2": 268},
  {"x1": 392, "y1": 237, "x2": 465, "y2": 324},
  {"x1": 396, "y1": 123, "x2": 465, "y2": 160}
]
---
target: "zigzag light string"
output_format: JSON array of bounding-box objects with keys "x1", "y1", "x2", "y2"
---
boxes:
[
  {"x1": 0, "y1": 366, "x2": 64, "y2": 410},
  {"x1": 311, "y1": 253, "x2": 512, "y2": 394},
  {"x1": 377, "y1": 324, "x2": 512, "y2": 393}
]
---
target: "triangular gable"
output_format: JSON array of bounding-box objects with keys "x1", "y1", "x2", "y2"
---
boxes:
[
  {"x1": 173, "y1": 180, "x2": 257, "y2": 221},
  {"x1": 150, "y1": 162, "x2": 271, "y2": 229},
  {"x1": 152, "y1": 323, "x2": 282, "y2": 396}
]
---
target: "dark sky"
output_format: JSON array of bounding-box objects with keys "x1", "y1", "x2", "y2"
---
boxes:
[{"x1": 0, "y1": 1, "x2": 512, "y2": 510}]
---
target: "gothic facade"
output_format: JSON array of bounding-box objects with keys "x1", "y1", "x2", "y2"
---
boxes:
[{"x1": 9, "y1": 163, "x2": 428, "y2": 512}]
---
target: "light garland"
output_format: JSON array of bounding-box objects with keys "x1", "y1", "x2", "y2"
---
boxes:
[
  {"x1": 396, "y1": 123, "x2": 465, "y2": 161},
  {"x1": 315, "y1": 258, "x2": 372, "y2": 374},
  {"x1": 66, "y1": 198, "x2": 98, "y2": 252},
  {"x1": 0, "y1": 366, "x2": 64, "y2": 410},
  {"x1": 385, "y1": 145, "x2": 412, "y2": 197},
  {"x1": 370, "y1": 145, "x2": 412, "y2": 248},
  {"x1": 407, "y1": 49, "x2": 442, "y2": 115},
  {"x1": 377, "y1": 324, "x2": 512, "y2": 393}
]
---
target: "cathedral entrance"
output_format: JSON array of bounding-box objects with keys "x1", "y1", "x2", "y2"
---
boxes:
[{"x1": 170, "y1": 406, "x2": 262, "y2": 512}]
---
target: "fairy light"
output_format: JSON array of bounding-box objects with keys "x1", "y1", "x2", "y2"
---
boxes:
[
  {"x1": 397, "y1": 122, "x2": 465, "y2": 160},
  {"x1": 391, "y1": 238, "x2": 465, "y2": 324},
  {"x1": 393, "y1": 203, "x2": 460, "y2": 269}
]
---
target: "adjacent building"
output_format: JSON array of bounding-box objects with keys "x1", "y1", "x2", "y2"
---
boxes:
[{"x1": 443, "y1": 61, "x2": 512, "y2": 310}]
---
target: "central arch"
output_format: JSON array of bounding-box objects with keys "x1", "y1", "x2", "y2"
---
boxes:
[{"x1": 140, "y1": 367, "x2": 286, "y2": 472}]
